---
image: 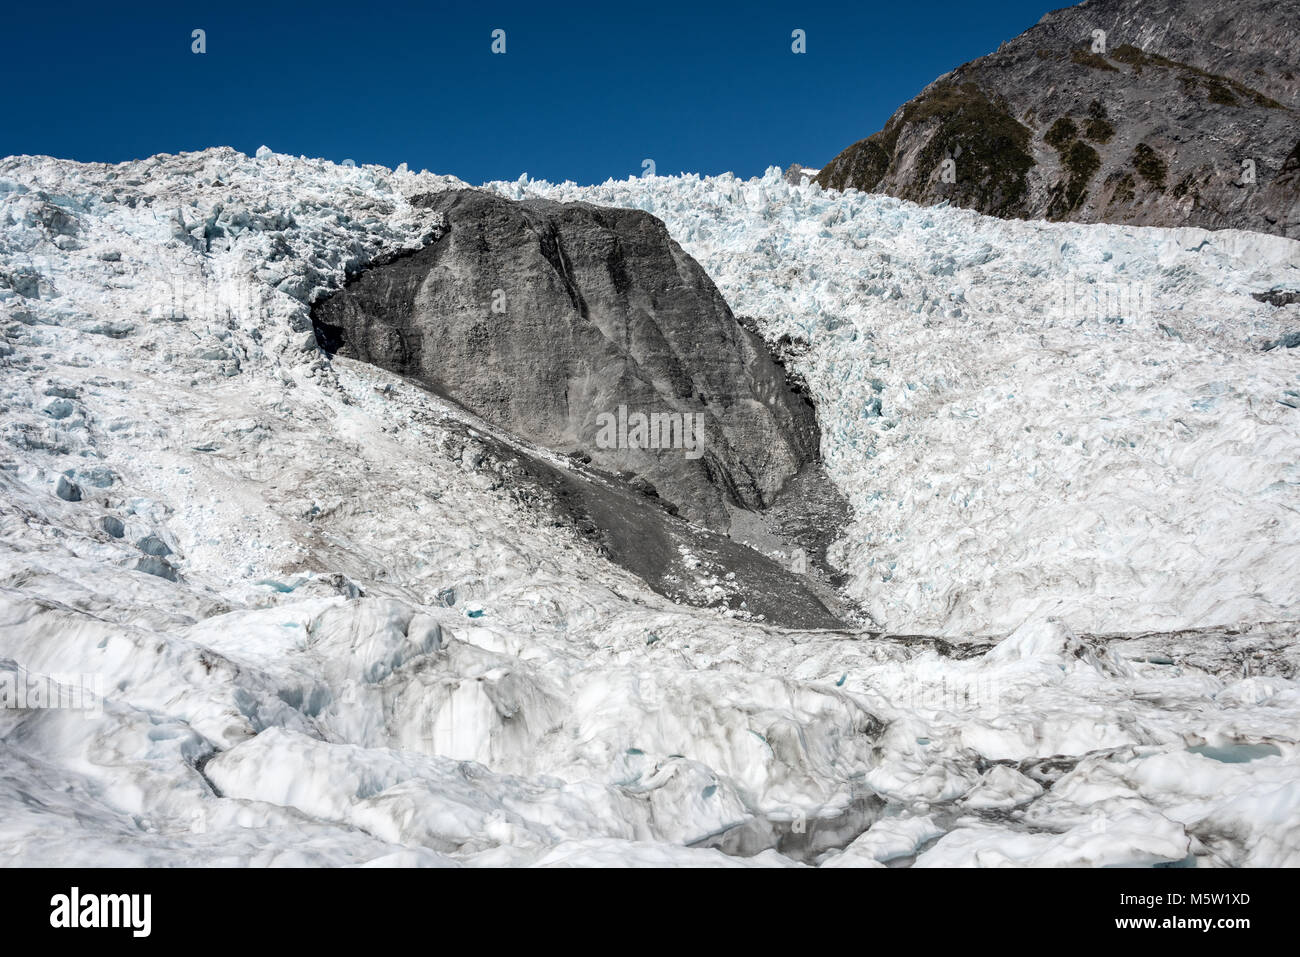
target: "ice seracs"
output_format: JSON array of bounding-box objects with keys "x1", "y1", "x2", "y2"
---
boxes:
[{"x1": 0, "y1": 148, "x2": 1297, "y2": 867}]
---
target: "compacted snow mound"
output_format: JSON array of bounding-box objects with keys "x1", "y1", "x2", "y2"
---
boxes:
[{"x1": 0, "y1": 149, "x2": 1298, "y2": 867}]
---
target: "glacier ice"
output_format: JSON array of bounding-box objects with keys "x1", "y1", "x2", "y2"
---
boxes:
[{"x1": 0, "y1": 149, "x2": 1298, "y2": 866}]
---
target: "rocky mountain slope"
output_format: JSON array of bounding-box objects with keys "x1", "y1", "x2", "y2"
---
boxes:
[{"x1": 816, "y1": 0, "x2": 1300, "y2": 235}]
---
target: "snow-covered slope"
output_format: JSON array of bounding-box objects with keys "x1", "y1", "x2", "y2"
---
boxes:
[{"x1": 1, "y1": 149, "x2": 1298, "y2": 867}]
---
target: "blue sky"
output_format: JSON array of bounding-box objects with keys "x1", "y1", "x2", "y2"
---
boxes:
[{"x1": 0, "y1": 0, "x2": 1057, "y2": 184}]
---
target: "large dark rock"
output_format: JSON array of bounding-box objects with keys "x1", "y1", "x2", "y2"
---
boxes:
[
  {"x1": 312, "y1": 188, "x2": 821, "y2": 531},
  {"x1": 1254, "y1": 288, "x2": 1300, "y2": 308}
]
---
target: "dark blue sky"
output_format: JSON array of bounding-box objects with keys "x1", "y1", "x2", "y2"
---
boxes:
[{"x1": 1, "y1": 0, "x2": 1056, "y2": 184}]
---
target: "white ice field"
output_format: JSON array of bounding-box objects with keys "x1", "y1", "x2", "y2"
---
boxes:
[{"x1": 1, "y1": 148, "x2": 1298, "y2": 866}]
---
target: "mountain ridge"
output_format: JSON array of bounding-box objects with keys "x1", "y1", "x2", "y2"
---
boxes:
[{"x1": 816, "y1": 0, "x2": 1300, "y2": 235}]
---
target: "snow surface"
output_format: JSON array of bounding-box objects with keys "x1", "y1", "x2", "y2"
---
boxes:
[{"x1": 1, "y1": 148, "x2": 1298, "y2": 867}]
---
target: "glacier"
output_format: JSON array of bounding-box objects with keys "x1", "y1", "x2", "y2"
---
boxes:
[{"x1": 1, "y1": 147, "x2": 1298, "y2": 867}]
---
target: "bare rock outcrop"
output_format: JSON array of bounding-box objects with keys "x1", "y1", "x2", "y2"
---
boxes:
[{"x1": 312, "y1": 188, "x2": 821, "y2": 532}]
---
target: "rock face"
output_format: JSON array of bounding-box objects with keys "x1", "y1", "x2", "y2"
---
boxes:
[
  {"x1": 312, "y1": 188, "x2": 821, "y2": 531},
  {"x1": 816, "y1": 0, "x2": 1300, "y2": 235},
  {"x1": 782, "y1": 164, "x2": 820, "y2": 186}
]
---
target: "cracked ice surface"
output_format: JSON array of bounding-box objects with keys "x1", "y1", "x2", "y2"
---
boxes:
[{"x1": 0, "y1": 149, "x2": 1298, "y2": 867}]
